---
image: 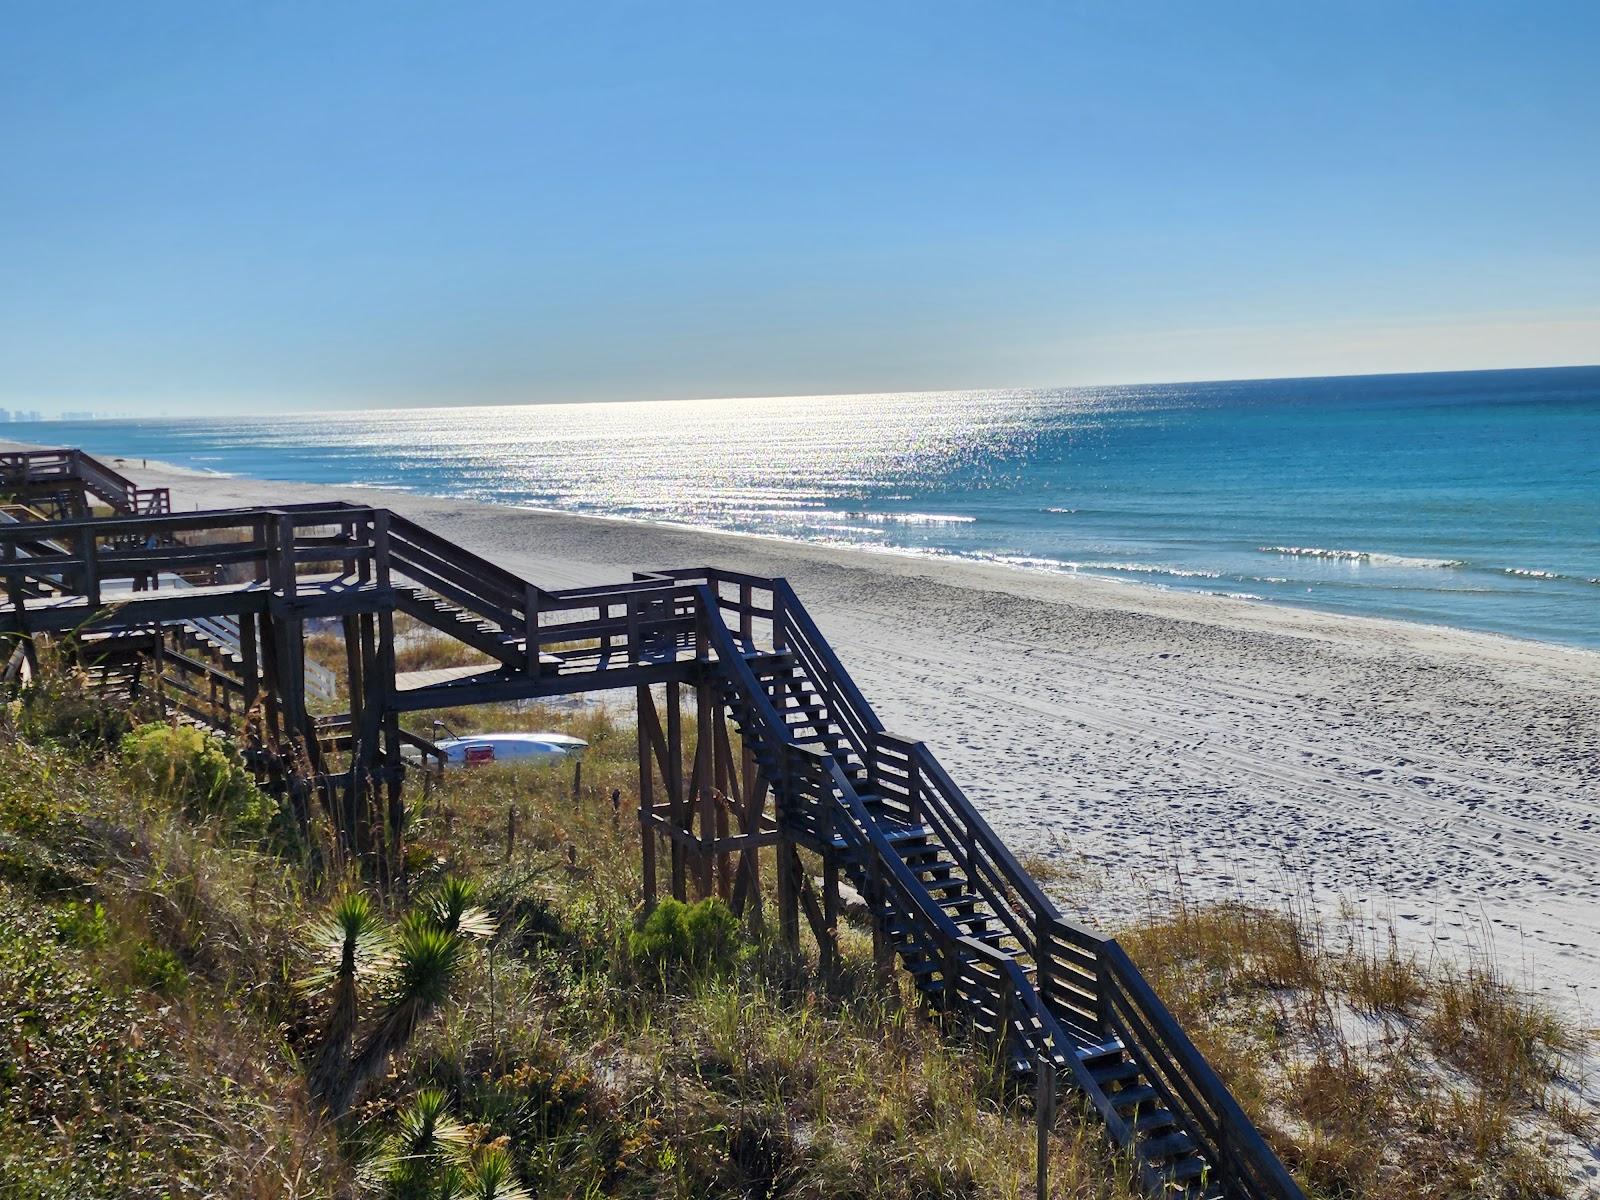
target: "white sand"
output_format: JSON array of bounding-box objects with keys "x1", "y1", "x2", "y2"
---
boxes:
[{"x1": 13, "y1": 445, "x2": 1600, "y2": 1011}]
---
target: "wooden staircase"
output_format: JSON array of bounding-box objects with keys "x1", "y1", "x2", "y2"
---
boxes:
[{"x1": 695, "y1": 581, "x2": 1296, "y2": 1200}]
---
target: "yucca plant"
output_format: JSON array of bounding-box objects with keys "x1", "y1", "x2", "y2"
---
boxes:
[
  {"x1": 428, "y1": 875, "x2": 497, "y2": 940},
  {"x1": 463, "y1": 1144, "x2": 531, "y2": 1200},
  {"x1": 366, "y1": 1087, "x2": 470, "y2": 1198},
  {"x1": 303, "y1": 891, "x2": 390, "y2": 1106},
  {"x1": 326, "y1": 919, "x2": 468, "y2": 1116}
]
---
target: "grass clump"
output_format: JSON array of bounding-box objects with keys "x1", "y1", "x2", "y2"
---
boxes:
[
  {"x1": 629, "y1": 896, "x2": 740, "y2": 979},
  {"x1": 120, "y1": 721, "x2": 279, "y2": 836}
]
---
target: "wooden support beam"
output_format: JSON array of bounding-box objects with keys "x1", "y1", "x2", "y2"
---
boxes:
[
  {"x1": 694, "y1": 672, "x2": 714, "y2": 898},
  {"x1": 821, "y1": 852, "x2": 841, "y2": 980},
  {"x1": 775, "y1": 829, "x2": 800, "y2": 954},
  {"x1": 636, "y1": 684, "x2": 657, "y2": 913},
  {"x1": 712, "y1": 706, "x2": 732, "y2": 902},
  {"x1": 666, "y1": 680, "x2": 686, "y2": 901}
]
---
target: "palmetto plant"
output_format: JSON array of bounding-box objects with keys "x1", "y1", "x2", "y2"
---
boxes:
[
  {"x1": 327, "y1": 919, "x2": 467, "y2": 1117},
  {"x1": 456, "y1": 1144, "x2": 531, "y2": 1200},
  {"x1": 366, "y1": 1086, "x2": 470, "y2": 1197}
]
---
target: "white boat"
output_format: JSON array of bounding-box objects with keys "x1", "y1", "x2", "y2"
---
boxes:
[{"x1": 433, "y1": 731, "x2": 587, "y2": 767}]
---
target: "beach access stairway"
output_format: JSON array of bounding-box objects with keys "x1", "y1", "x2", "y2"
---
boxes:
[
  {"x1": 0, "y1": 500, "x2": 1303, "y2": 1200},
  {"x1": 1, "y1": 447, "x2": 170, "y2": 518}
]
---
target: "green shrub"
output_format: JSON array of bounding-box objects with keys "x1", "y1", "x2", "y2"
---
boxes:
[
  {"x1": 53, "y1": 899, "x2": 110, "y2": 948},
  {"x1": 132, "y1": 940, "x2": 187, "y2": 992},
  {"x1": 119, "y1": 722, "x2": 276, "y2": 835},
  {"x1": 629, "y1": 897, "x2": 739, "y2": 977}
]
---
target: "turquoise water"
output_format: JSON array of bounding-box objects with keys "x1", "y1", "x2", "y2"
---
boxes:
[{"x1": 11, "y1": 365, "x2": 1600, "y2": 648}]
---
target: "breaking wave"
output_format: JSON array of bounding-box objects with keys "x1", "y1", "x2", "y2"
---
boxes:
[
  {"x1": 1258, "y1": 546, "x2": 1466, "y2": 569},
  {"x1": 842, "y1": 511, "x2": 977, "y2": 525}
]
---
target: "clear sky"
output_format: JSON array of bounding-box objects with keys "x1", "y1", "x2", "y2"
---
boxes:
[{"x1": 3, "y1": 1, "x2": 1597, "y2": 414}]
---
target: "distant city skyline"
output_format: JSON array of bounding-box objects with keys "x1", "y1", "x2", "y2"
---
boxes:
[{"x1": 3, "y1": 3, "x2": 1598, "y2": 416}]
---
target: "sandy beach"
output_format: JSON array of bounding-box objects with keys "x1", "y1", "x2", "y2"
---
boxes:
[{"x1": 12, "y1": 444, "x2": 1600, "y2": 1011}]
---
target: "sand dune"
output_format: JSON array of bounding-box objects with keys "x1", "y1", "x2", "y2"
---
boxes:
[{"x1": 15, "y1": 447, "x2": 1600, "y2": 1010}]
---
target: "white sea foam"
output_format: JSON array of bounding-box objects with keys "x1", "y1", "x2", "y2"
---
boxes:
[
  {"x1": 1503, "y1": 567, "x2": 1562, "y2": 580},
  {"x1": 1083, "y1": 561, "x2": 1223, "y2": 579},
  {"x1": 842, "y1": 511, "x2": 977, "y2": 525},
  {"x1": 1258, "y1": 546, "x2": 1466, "y2": 569},
  {"x1": 986, "y1": 554, "x2": 1082, "y2": 571},
  {"x1": 1042, "y1": 506, "x2": 1077, "y2": 514}
]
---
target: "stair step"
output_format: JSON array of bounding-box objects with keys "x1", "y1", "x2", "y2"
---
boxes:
[
  {"x1": 1108, "y1": 1085, "x2": 1159, "y2": 1112},
  {"x1": 1139, "y1": 1129, "x2": 1197, "y2": 1163},
  {"x1": 1132, "y1": 1107, "x2": 1180, "y2": 1136},
  {"x1": 887, "y1": 912, "x2": 990, "y2": 937},
  {"x1": 1090, "y1": 1059, "x2": 1142, "y2": 1088},
  {"x1": 1144, "y1": 1155, "x2": 1207, "y2": 1187}
]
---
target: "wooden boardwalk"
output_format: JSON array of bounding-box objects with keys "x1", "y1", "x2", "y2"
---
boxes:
[{"x1": 0, "y1": 448, "x2": 1303, "y2": 1200}]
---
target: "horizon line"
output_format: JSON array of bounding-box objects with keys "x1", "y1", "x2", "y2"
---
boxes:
[{"x1": 5, "y1": 359, "x2": 1597, "y2": 421}]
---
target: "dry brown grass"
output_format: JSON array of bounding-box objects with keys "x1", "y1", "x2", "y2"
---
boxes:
[{"x1": 1121, "y1": 898, "x2": 1595, "y2": 1199}]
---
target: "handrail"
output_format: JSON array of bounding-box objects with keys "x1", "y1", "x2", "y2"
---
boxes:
[
  {"x1": 773, "y1": 578, "x2": 883, "y2": 737},
  {"x1": 1098, "y1": 942, "x2": 1301, "y2": 1199},
  {"x1": 727, "y1": 583, "x2": 1303, "y2": 1199}
]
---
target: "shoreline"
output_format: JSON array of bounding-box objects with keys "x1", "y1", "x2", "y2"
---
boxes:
[
  {"x1": 12, "y1": 437, "x2": 1599, "y2": 668},
  {"x1": 8, "y1": 438, "x2": 1600, "y2": 1009}
]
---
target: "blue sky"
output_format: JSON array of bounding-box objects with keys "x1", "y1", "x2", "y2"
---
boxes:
[{"x1": 2, "y1": 2, "x2": 1597, "y2": 413}]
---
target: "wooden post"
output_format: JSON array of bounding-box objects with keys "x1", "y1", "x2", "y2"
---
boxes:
[
  {"x1": 666, "y1": 680, "x2": 686, "y2": 900},
  {"x1": 524, "y1": 583, "x2": 541, "y2": 675},
  {"x1": 372, "y1": 509, "x2": 391, "y2": 592},
  {"x1": 78, "y1": 525, "x2": 100, "y2": 609},
  {"x1": 376, "y1": 606, "x2": 402, "y2": 872},
  {"x1": 636, "y1": 684, "x2": 657, "y2": 912},
  {"x1": 571, "y1": 758, "x2": 582, "y2": 807},
  {"x1": 774, "y1": 749, "x2": 799, "y2": 954},
  {"x1": 775, "y1": 842, "x2": 800, "y2": 954},
  {"x1": 868, "y1": 853, "x2": 894, "y2": 982},
  {"x1": 821, "y1": 851, "x2": 840, "y2": 979},
  {"x1": 695, "y1": 676, "x2": 714, "y2": 899},
  {"x1": 1036, "y1": 1057, "x2": 1056, "y2": 1200},
  {"x1": 711, "y1": 711, "x2": 732, "y2": 902},
  {"x1": 343, "y1": 615, "x2": 364, "y2": 730},
  {"x1": 274, "y1": 514, "x2": 297, "y2": 602}
]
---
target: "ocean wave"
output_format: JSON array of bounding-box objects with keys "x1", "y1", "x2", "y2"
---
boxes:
[
  {"x1": 986, "y1": 554, "x2": 1082, "y2": 571},
  {"x1": 1042, "y1": 506, "x2": 1077, "y2": 514},
  {"x1": 1258, "y1": 546, "x2": 1466, "y2": 569},
  {"x1": 1082, "y1": 561, "x2": 1223, "y2": 579},
  {"x1": 978, "y1": 554, "x2": 1225, "y2": 581},
  {"x1": 1503, "y1": 567, "x2": 1562, "y2": 580},
  {"x1": 1212, "y1": 590, "x2": 1264, "y2": 601},
  {"x1": 841, "y1": 511, "x2": 976, "y2": 525},
  {"x1": 811, "y1": 523, "x2": 887, "y2": 537}
]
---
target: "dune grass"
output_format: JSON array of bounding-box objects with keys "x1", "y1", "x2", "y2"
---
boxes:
[{"x1": 0, "y1": 665, "x2": 1594, "y2": 1198}]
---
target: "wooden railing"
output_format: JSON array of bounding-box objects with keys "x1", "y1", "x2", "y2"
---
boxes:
[
  {"x1": 737, "y1": 583, "x2": 1303, "y2": 1200},
  {"x1": 0, "y1": 448, "x2": 169, "y2": 515}
]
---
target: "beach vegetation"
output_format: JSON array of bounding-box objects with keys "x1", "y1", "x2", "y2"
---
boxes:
[{"x1": 0, "y1": 663, "x2": 1593, "y2": 1199}]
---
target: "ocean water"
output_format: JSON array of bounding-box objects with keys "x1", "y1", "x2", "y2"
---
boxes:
[{"x1": 10, "y1": 366, "x2": 1600, "y2": 648}]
